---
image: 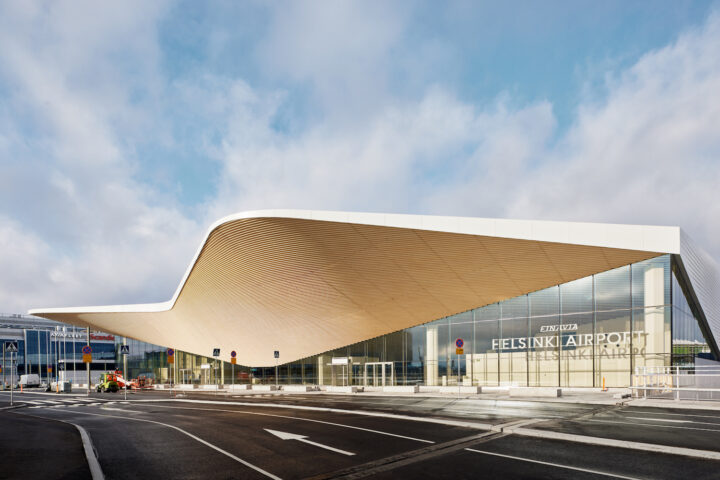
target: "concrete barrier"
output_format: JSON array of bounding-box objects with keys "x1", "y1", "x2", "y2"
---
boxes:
[
  {"x1": 382, "y1": 385, "x2": 419, "y2": 393},
  {"x1": 252, "y1": 385, "x2": 279, "y2": 391},
  {"x1": 509, "y1": 387, "x2": 562, "y2": 398},
  {"x1": 227, "y1": 384, "x2": 252, "y2": 391},
  {"x1": 326, "y1": 386, "x2": 362, "y2": 393},
  {"x1": 284, "y1": 385, "x2": 317, "y2": 392},
  {"x1": 438, "y1": 386, "x2": 482, "y2": 394}
]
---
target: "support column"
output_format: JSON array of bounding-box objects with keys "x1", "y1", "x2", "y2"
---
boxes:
[
  {"x1": 644, "y1": 266, "x2": 666, "y2": 368},
  {"x1": 426, "y1": 326, "x2": 438, "y2": 386}
]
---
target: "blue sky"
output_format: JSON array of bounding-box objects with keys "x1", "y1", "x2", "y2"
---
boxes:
[{"x1": 1, "y1": 1, "x2": 720, "y2": 312}]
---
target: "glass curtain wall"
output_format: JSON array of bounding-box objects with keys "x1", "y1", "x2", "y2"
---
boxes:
[{"x1": 115, "y1": 254, "x2": 713, "y2": 388}]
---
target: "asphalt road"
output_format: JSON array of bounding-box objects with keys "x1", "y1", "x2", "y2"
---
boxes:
[{"x1": 3, "y1": 390, "x2": 720, "y2": 479}]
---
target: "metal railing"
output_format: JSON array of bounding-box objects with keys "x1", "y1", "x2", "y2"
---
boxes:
[{"x1": 632, "y1": 365, "x2": 720, "y2": 401}]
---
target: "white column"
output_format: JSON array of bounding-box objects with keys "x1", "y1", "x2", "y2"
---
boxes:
[
  {"x1": 426, "y1": 327, "x2": 438, "y2": 386},
  {"x1": 644, "y1": 266, "x2": 666, "y2": 366}
]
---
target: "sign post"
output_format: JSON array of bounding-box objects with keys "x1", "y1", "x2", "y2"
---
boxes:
[
  {"x1": 274, "y1": 350, "x2": 280, "y2": 388},
  {"x1": 82, "y1": 343, "x2": 92, "y2": 397},
  {"x1": 167, "y1": 348, "x2": 175, "y2": 397},
  {"x1": 230, "y1": 351, "x2": 237, "y2": 387},
  {"x1": 455, "y1": 338, "x2": 464, "y2": 398},
  {"x1": 5, "y1": 342, "x2": 18, "y2": 406},
  {"x1": 120, "y1": 342, "x2": 129, "y2": 400},
  {"x1": 85, "y1": 327, "x2": 91, "y2": 396},
  {"x1": 212, "y1": 348, "x2": 220, "y2": 394}
]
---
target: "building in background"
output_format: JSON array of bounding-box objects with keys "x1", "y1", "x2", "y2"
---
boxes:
[
  {"x1": 0, "y1": 314, "x2": 117, "y2": 386},
  {"x1": 29, "y1": 211, "x2": 720, "y2": 388}
]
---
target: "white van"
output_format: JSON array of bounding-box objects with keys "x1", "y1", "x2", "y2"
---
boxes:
[{"x1": 19, "y1": 374, "x2": 40, "y2": 387}]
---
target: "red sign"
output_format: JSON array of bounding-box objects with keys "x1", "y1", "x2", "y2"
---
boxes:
[{"x1": 90, "y1": 334, "x2": 115, "y2": 341}]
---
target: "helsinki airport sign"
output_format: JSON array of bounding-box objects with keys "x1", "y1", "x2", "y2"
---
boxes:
[{"x1": 491, "y1": 324, "x2": 646, "y2": 351}]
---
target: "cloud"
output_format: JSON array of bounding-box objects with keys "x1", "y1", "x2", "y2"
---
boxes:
[
  {"x1": 1, "y1": 3, "x2": 719, "y2": 315},
  {"x1": 0, "y1": 1, "x2": 202, "y2": 312},
  {"x1": 211, "y1": 10, "x2": 720, "y2": 265}
]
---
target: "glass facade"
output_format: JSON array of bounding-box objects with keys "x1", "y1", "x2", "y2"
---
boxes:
[
  {"x1": 14, "y1": 254, "x2": 707, "y2": 390},
  {"x1": 221, "y1": 254, "x2": 709, "y2": 388},
  {"x1": 0, "y1": 321, "x2": 119, "y2": 387}
]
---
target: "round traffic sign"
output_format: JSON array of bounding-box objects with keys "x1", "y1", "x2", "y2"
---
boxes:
[
  {"x1": 231, "y1": 350, "x2": 237, "y2": 358},
  {"x1": 455, "y1": 338, "x2": 464, "y2": 348},
  {"x1": 167, "y1": 348, "x2": 175, "y2": 356},
  {"x1": 82, "y1": 345, "x2": 92, "y2": 354}
]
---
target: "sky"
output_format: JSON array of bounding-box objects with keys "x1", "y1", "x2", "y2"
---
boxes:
[{"x1": 1, "y1": 0, "x2": 720, "y2": 313}]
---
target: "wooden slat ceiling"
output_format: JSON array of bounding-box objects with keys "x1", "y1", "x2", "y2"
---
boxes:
[{"x1": 36, "y1": 217, "x2": 662, "y2": 366}]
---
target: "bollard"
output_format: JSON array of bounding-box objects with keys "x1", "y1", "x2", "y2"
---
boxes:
[{"x1": 601, "y1": 377, "x2": 607, "y2": 392}]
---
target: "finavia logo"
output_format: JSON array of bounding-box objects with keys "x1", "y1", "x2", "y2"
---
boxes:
[{"x1": 540, "y1": 324, "x2": 577, "y2": 332}]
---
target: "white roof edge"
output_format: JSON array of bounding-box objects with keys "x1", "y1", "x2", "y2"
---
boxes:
[{"x1": 29, "y1": 209, "x2": 682, "y2": 316}]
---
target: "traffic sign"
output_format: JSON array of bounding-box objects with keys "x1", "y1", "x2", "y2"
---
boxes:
[
  {"x1": 231, "y1": 358, "x2": 236, "y2": 365},
  {"x1": 212, "y1": 348, "x2": 220, "y2": 357},
  {"x1": 456, "y1": 348, "x2": 464, "y2": 355},
  {"x1": 82, "y1": 344, "x2": 92, "y2": 363},
  {"x1": 4, "y1": 341, "x2": 18, "y2": 353},
  {"x1": 274, "y1": 350, "x2": 279, "y2": 359},
  {"x1": 167, "y1": 348, "x2": 175, "y2": 356},
  {"x1": 455, "y1": 338, "x2": 464, "y2": 348},
  {"x1": 231, "y1": 350, "x2": 237, "y2": 358},
  {"x1": 119, "y1": 345, "x2": 130, "y2": 355}
]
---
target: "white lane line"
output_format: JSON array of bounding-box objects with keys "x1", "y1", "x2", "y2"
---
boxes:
[
  {"x1": 76, "y1": 422, "x2": 105, "y2": 480},
  {"x1": 132, "y1": 398, "x2": 495, "y2": 431},
  {"x1": 512, "y1": 427, "x2": 720, "y2": 460},
  {"x1": 13, "y1": 411, "x2": 104, "y2": 480},
  {"x1": 623, "y1": 417, "x2": 691, "y2": 423},
  {"x1": 43, "y1": 401, "x2": 62, "y2": 404},
  {"x1": 587, "y1": 418, "x2": 720, "y2": 433},
  {"x1": 465, "y1": 448, "x2": 641, "y2": 480},
  {"x1": 22, "y1": 401, "x2": 47, "y2": 405},
  {"x1": 64, "y1": 410, "x2": 281, "y2": 480},
  {"x1": 619, "y1": 411, "x2": 720, "y2": 421},
  {"x1": 100, "y1": 407, "x2": 146, "y2": 414},
  {"x1": 131, "y1": 404, "x2": 435, "y2": 444}
]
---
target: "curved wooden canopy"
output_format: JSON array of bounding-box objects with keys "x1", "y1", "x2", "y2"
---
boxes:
[{"x1": 30, "y1": 210, "x2": 679, "y2": 366}]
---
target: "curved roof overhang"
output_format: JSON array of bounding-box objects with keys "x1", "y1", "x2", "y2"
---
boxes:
[{"x1": 30, "y1": 210, "x2": 687, "y2": 366}]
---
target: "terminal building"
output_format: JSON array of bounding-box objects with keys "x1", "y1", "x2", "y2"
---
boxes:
[{"x1": 28, "y1": 210, "x2": 720, "y2": 388}]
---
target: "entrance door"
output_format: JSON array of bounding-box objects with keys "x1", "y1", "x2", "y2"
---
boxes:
[{"x1": 364, "y1": 362, "x2": 394, "y2": 387}]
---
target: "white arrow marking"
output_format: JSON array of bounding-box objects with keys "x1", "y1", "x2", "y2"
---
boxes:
[{"x1": 265, "y1": 429, "x2": 355, "y2": 456}]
